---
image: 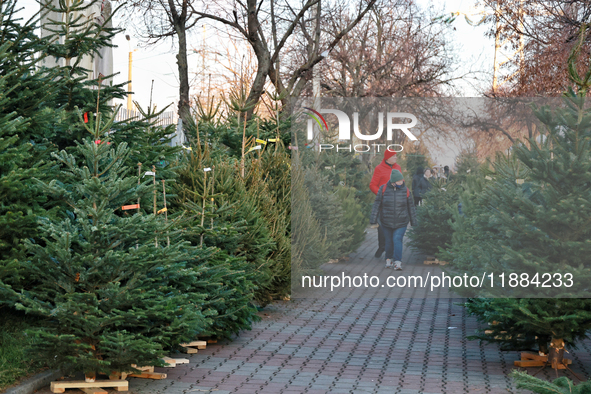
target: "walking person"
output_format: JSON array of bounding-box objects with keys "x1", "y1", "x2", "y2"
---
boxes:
[
  {"x1": 369, "y1": 149, "x2": 403, "y2": 258},
  {"x1": 413, "y1": 168, "x2": 433, "y2": 206},
  {"x1": 443, "y1": 165, "x2": 452, "y2": 182},
  {"x1": 411, "y1": 166, "x2": 424, "y2": 206},
  {"x1": 370, "y1": 170, "x2": 417, "y2": 270}
]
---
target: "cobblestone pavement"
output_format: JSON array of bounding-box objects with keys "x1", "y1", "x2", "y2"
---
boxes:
[{"x1": 36, "y1": 230, "x2": 591, "y2": 394}]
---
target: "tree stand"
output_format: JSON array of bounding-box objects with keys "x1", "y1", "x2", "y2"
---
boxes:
[{"x1": 513, "y1": 338, "x2": 582, "y2": 381}]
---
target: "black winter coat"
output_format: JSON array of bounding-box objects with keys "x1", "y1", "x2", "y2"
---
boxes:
[
  {"x1": 413, "y1": 176, "x2": 432, "y2": 199},
  {"x1": 370, "y1": 183, "x2": 417, "y2": 230}
]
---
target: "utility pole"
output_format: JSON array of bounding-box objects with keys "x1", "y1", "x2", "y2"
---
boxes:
[
  {"x1": 445, "y1": 1, "x2": 525, "y2": 94},
  {"x1": 312, "y1": 1, "x2": 322, "y2": 149},
  {"x1": 126, "y1": 35, "x2": 133, "y2": 111}
]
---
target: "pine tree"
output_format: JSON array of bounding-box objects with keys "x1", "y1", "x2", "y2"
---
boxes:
[
  {"x1": 0, "y1": 0, "x2": 58, "y2": 144},
  {"x1": 290, "y1": 158, "x2": 328, "y2": 283},
  {"x1": 173, "y1": 145, "x2": 263, "y2": 321},
  {"x1": 512, "y1": 370, "x2": 591, "y2": 393},
  {"x1": 0, "y1": 41, "x2": 38, "y2": 283},
  {"x1": 39, "y1": 0, "x2": 126, "y2": 149},
  {"x1": 407, "y1": 178, "x2": 460, "y2": 257},
  {"x1": 39, "y1": 0, "x2": 183, "y2": 220},
  {"x1": 446, "y1": 33, "x2": 591, "y2": 360},
  {"x1": 177, "y1": 115, "x2": 294, "y2": 303},
  {"x1": 0, "y1": 3, "x2": 57, "y2": 288},
  {"x1": 0, "y1": 0, "x2": 183, "y2": 305},
  {"x1": 0, "y1": 110, "x2": 208, "y2": 376}
]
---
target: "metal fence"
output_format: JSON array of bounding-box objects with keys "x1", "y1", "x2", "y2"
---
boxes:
[{"x1": 115, "y1": 108, "x2": 177, "y2": 127}]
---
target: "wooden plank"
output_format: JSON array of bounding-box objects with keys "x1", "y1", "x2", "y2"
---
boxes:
[
  {"x1": 81, "y1": 388, "x2": 108, "y2": 394},
  {"x1": 162, "y1": 357, "x2": 176, "y2": 367},
  {"x1": 207, "y1": 339, "x2": 217, "y2": 344},
  {"x1": 180, "y1": 346, "x2": 198, "y2": 354},
  {"x1": 514, "y1": 360, "x2": 546, "y2": 367},
  {"x1": 128, "y1": 372, "x2": 167, "y2": 380},
  {"x1": 108, "y1": 372, "x2": 128, "y2": 380},
  {"x1": 519, "y1": 353, "x2": 572, "y2": 364},
  {"x1": 423, "y1": 259, "x2": 448, "y2": 265},
  {"x1": 514, "y1": 360, "x2": 569, "y2": 369},
  {"x1": 131, "y1": 365, "x2": 154, "y2": 372},
  {"x1": 181, "y1": 341, "x2": 207, "y2": 349},
  {"x1": 51, "y1": 380, "x2": 128, "y2": 393},
  {"x1": 162, "y1": 357, "x2": 190, "y2": 367},
  {"x1": 521, "y1": 353, "x2": 546, "y2": 361},
  {"x1": 50, "y1": 384, "x2": 65, "y2": 394}
]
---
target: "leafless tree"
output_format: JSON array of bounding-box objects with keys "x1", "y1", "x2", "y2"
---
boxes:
[
  {"x1": 479, "y1": 0, "x2": 591, "y2": 96},
  {"x1": 122, "y1": 0, "x2": 203, "y2": 126},
  {"x1": 319, "y1": 0, "x2": 457, "y2": 98},
  {"x1": 190, "y1": 0, "x2": 377, "y2": 117}
]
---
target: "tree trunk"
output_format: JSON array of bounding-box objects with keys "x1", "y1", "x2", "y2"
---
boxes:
[
  {"x1": 245, "y1": 0, "x2": 271, "y2": 120},
  {"x1": 176, "y1": 24, "x2": 191, "y2": 128},
  {"x1": 547, "y1": 338, "x2": 565, "y2": 369},
  {"x1": 245, "y1": 50, "x2": 270, "y2": 119}
]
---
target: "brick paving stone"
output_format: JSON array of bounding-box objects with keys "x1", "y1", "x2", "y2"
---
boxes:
[{"x1": 30, "y1": 232, "x2": 591, "y2": 394}]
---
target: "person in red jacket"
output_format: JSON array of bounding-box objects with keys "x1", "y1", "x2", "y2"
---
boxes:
[{"x1": 370, "y1": 149, "x2": 403, "y2": 258}]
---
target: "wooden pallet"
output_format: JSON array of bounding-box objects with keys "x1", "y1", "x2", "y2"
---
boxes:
[
  {"x1": 180, "y1": 340, "x2": 207, "y2": 353},
  {"x1": 81, "y1": 389, "x2": 107, "y2": 394},
  {"x1": 127, "y1": 365, "x2": 166, "y2": 379},
  {"x1": 180, "y1": 346, "x2": 198, "y2": 354},
  {"x1": 162, "y1": 357, "x2": 190, "y2": 367},
  {"x1": 423, "y1": 258, "x2": 448, "y2": 266},
  {"x1": 181, "y1": 340, "x2": 207, "y2": 349},
  {"x1": 107, "y1": 365, "x2": 167, "y2": 380},
  {"x1": 128, "y1": 371, "x2": 167, "y2": 379},
  {"x1": 514, "y1": 352, "x2": 572, "y2": 369},
  {"x1": 50, "y1": 380, "x2": 128, "y2": 393}
]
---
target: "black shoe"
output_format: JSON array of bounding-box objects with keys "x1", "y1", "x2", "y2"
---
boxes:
[{"x1": 374, "y1": 248, "x2": 384, "y2": 258}]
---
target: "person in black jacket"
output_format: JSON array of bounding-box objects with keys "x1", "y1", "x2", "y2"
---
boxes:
[
  {"x1": 370, "y1": 170, "x2": 418, "y2": 270},
  {"x1": 411, "y1": 167, "x2": 424, "y2": 206},
  {"x1": 413, "y1": 168, "x2": 433, "y2": 206}
]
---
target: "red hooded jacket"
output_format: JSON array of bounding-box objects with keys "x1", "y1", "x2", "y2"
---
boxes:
[{"x1": 370, "y1": 150, "x2": 407, "y2": 196}]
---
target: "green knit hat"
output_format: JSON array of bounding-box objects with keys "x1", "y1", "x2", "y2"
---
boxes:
[{"x1": 390, "y1": 169, "x2": 404, "y2": 183}]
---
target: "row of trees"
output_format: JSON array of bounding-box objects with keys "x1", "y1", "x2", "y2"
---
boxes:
[
  {"x1": 2, "y1": 0, "x2": 378, "y2": 379},
  {"x1": 0, "y1": 0, "x2": 296, "y2": 378},
  {"x1": 408, "y1": 39, "x2": 591, "y2": 369}
]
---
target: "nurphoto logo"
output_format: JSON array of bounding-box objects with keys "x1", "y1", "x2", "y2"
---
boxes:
[{"x1": 305, "y1": 107, "x2": 418, "y2": 153}]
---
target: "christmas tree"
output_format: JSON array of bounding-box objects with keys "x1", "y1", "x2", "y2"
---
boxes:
[
  {"x1": 177, "y1": 116, "x2": 293, "y2": 303},
  {"x1": 0, "y1": 109, "x2": 208, "y2": 376},
  {"x1": 173, "y1": 146, "x2": 261, "y2": 331},
  {"x1": 0, "y1": 3, "x2": 58, "y2": 288},
  {"x1": 446, "y1": 31, "x2": 591, "y2": 361},
  {"x1": 39, "y1": 0, "x2": 126, "y2": 150},
  {"x1": 290, "y1": 155, "x2": 328, "y2": 281},
  {"x1": 512, "y1": 370, "x2": 591, "y2": 393},
  {"x1": 407, "y1": 178, "x2": 460, "y2": 257},
  {"x1": 0, "y1": 41, "x2": 39, "y2": 282}
]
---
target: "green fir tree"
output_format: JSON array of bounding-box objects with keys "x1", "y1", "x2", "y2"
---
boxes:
[
  {"x1": 446, "y1": 34, "x2": 591, "y2": 356},
  {"x1": 0, "y1": 110, "x2": 208, "y2": 376}
]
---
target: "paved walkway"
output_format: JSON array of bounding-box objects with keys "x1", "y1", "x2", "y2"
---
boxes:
[{"x1": 36, "y1": 230, "x2": 591, "y2": 394}]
